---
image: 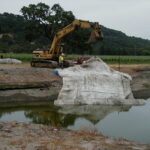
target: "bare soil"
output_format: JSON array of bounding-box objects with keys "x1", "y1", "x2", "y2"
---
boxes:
[
  {"x1": 0, "y1": 121, "x2": 149, "y2": 150},
  {"x1": 0, "y1": 63, "x2": 62, "y2": 102},
  {"x1": 110, "y1": 64, "x2": 150, "y2": 75},
  {"x1": 0, "y1": 63, "x2": 150, "y2": 149},
  {"x1": 112, "y1": 64, "x2": 150, "y2": 99},
  {"x1": 0, "y1": 63, "x2": 149, "y2": 84},
  {"x1": 0, "y1": 63, "x2": 150, "y2": 100},
  {"x1": 0, "y1": 63, "x2": 60, "y2": 84}
]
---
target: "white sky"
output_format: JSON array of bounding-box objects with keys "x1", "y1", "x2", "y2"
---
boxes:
[{"x1": 0, "y1": 0, "x2": 150, "y2": 40}]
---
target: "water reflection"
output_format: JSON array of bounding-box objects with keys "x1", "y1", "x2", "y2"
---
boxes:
[
  {"x1": 0, "y1": 101, "x2": 131, "y2": 127},
  {"x1": 59, "y1": 105, "x2": 131, "y2": 124},
  {"x1": 0, "y1": 102, "x2": 77, "y2": 127},
  {"x1": 24, "y1": 109, "x2": 78, "y2": 127},
  {"x1": 0, "y1": 99, "x2": 150, "y2": 144}
]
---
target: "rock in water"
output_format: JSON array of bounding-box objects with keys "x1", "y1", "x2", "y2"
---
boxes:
[{"x1": 54, "y1": 57, "x2": 145, "y2": 105}]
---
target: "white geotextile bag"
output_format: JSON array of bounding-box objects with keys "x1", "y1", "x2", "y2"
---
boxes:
[
  {"x1": 55, "y1": 57, "x2": 145, "y2": 105},
  {"x1": 0, "y1": 58, "x2": 22, "y2": 64}
]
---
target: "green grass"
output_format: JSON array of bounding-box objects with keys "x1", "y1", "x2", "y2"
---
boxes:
[
  {"x1": 67, "y1": 55, "x2": 150, "y2": 64},
  {"x1": 100, "y1": 55, "x2": 150, "y2": 64},
  {"x1": 2, "y1": 53, "x2": 150, "y2": 64}
]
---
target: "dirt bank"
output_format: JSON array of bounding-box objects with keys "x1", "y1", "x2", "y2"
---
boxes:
[
  {"x1": 0, "y1": 121, "x2": 149, "y2": 150},
  {"x1": 111, "y1": 64, "x2": 150, "y2": 99},
  {"x1": 0, "y1": 64, "x2": 150, "y2": 149},
  {"x1": 0, "y1": 64, "x2": 62, "y2": 102},
  {"x1": 0, "y1": 63, "x2": 150, "y2": 102}
]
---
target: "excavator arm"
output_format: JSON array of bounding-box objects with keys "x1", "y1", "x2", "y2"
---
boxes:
[
  {"x1": 49, "y1": 19, "x2": 103, "y2": 59},
  {"x1": 31, "y1": 19, "x2": 103, "y2": 68}
]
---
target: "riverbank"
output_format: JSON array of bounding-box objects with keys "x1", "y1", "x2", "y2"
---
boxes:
[
  {"x1": 0, "y1": 63, "x2": 150, "y2": 102},
  {"x1": 0, "y1": 121, "x2": 149, "y2": 150},
  {"x1": 0, "y1": 63, "x2": 150, "y2": 149},
  {"x1": 0, "y1": 64, "x2": 62, "y2": 102},
  {"x1": 111, "y1": 64, "x2": 150, "y2": 99}
]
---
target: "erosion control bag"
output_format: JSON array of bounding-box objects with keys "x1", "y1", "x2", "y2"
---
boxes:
[{"x1": 55, "y1": 57, "x2": 145, "y2": 105}]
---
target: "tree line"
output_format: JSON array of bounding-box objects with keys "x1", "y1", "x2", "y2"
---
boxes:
[{"x1": 0, "y1": 2, "x2": 150, "y2": 55}]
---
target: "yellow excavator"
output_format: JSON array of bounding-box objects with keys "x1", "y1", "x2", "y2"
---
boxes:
[{"x1": 31, "y1": 19, "x2": 103, "y2": 68}]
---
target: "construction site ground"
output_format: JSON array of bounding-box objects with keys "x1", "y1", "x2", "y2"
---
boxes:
[
  {"x1": 0, "y1": 121, "x2": 150, "y2": 150},
  {"x1": 0, "y1": 63, "x2": 150, "y2": 99},
  {"x1": 0, "y1": 63, "x2": 149, "y2": 82},
  {"x1": 0, "y1": 63, "x2": 150, "y2": 149}
]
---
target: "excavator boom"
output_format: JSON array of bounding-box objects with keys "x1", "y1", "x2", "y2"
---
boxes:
[
  {"x1": 49, "y1": 20, "x2": 103, "y2": 58},
  {"x1": 31, "y1": 19, "x2": 103, "y2": 68}
]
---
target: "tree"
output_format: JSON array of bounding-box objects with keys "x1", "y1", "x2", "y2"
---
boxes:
[
  {"x1": 21, "y1": 3, "x2": 75, "y2": 43},
  {"x1": 0, "y1": 13, "x2": 24, "y2": 34},
  {"x1": 0, "y1": 3, "x2": 150, "y2": 55},
  {"x1": 0, "y1": 34, "x2": 14, "y2": 45}
]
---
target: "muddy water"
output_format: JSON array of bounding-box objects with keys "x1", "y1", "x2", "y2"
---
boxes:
[{"x1": 0, "y1": 98, "x2": 150, "y2": 144}]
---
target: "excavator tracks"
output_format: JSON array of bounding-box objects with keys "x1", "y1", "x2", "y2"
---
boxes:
[{"x1": 31, "y1": 60, "x2": 58, "y2": 68}]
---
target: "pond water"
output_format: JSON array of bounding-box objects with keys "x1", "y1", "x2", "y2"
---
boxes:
[{"x1": 0, "y1": 98, "x2": 150, "y2": 144}]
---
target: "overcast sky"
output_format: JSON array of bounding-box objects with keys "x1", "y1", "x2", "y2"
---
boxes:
[{"x1": 0, "y1": 0, "x2": 150, "y2": 40}]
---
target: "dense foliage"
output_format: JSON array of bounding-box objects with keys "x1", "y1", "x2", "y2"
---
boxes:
[{"x1": 0, "y1": 3, "x2": 150, "y2": 55}]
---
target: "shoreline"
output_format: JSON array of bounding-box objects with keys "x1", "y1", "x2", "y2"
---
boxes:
[
  {"x1": 0, "y1": 121, "x2": 149, "y2": 150},
  {"x1": 0, "y1": 63, "x2": 150, "y2": 102},
  {"x1": 0, "y1": 63, "x2": 150, "y2": 149}
]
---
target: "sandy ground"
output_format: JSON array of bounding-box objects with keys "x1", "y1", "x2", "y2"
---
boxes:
[
  {"x1": 0, "y1": 63, "x2": 148, "y2": 82},
  {"x1": 110, "y1": 64, "x2": 150, "y2": 75},
  {"x1": 0, "y1": 121, "x2": 149, "y2": 150},
  {"x1": 1, "y1": 62, "x2": 149, "y2": 74},
  {"x1": 0, "y1": 63, "x2": 59, "y2": 83}
]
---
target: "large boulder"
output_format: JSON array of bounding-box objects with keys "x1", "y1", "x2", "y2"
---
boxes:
[{"x1": 55, "y1": 57, "x2": 145, "y2": 105}]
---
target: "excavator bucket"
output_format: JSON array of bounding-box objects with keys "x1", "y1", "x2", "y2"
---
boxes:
[
  {"x1": 87, "y1": 30, "x2": 98, "y2": 43},
  {"x1": 87, "y1": 23, "x2": 103, "y2": 43},
  {"x1": 87, "y1": 30, "x2": 103, "y2": 43}
]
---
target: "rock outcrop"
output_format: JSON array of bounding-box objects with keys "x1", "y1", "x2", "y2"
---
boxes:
[
  {"x1": 55, "y1": 57, "x2": 145, "y2": 105},
  {"x1": 131, "y1": 71, "x2": 150, "y2": 99},
  {"x1": 0, "y1": 66, "x2": 62, "y2": 102}
]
